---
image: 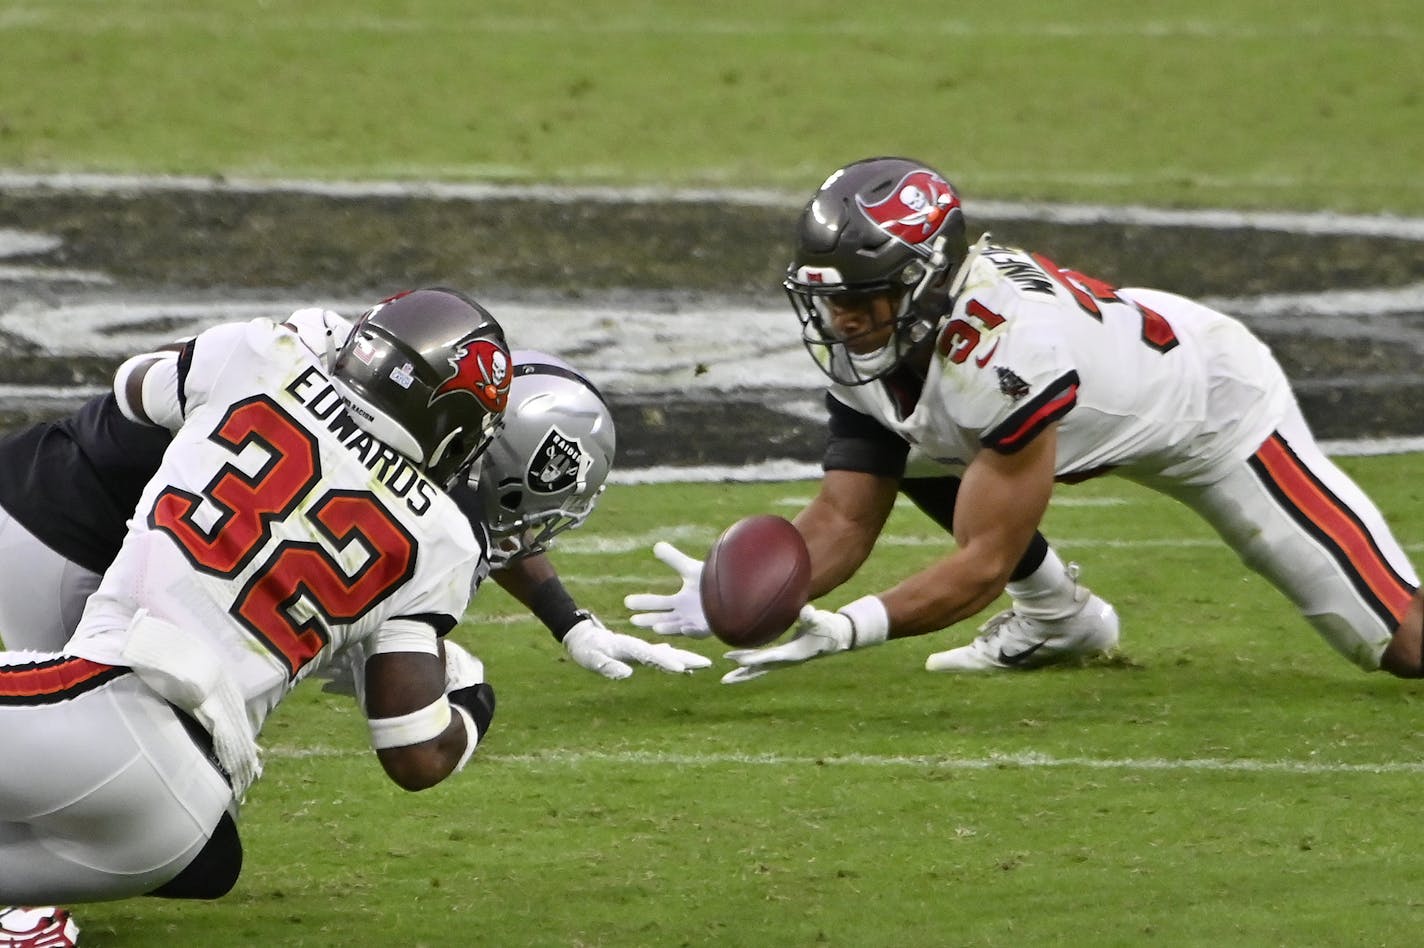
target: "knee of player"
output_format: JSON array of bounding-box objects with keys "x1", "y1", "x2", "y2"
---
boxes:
[
  {"x1": 147, "y1": 811, "x2": 244, "y2": 900},
  {"x1": 1380, "y1": 591, "x2": 1424, "y2": 678}
]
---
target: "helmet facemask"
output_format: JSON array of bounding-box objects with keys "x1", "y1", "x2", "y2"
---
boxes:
[
  {"x1": 479, "y1": 481, "x2": 604, "y2": 569},
  {"x1": 786, "y1": 234, "x2": 956, "y2": 386}
]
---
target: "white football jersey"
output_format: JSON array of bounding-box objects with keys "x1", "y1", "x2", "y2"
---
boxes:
[
  {"x1": 830, "y1": 240, "x2": 1292, "y2": 485},
  {"x1": 66, "y1": 317, "x2": 481, "y2": 733},
  {"x1": 281, "y1": 307, "x2": 353, "y2": 362}
]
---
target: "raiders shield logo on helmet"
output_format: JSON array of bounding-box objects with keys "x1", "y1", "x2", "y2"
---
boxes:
[{"x1": 527, "y1": 426, "x2": 589, "y2": 494}]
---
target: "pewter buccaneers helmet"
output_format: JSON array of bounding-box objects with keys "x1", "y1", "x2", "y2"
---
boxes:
[
  {"x1": 332, "y1": 287, "x2": 512, "y2": 488},
  {"x1": 784, "y1": 157, "x2": 969, "y2": 385},
  {"x1": 474, "y1": 350, "x2": 615, "y2": 568}
]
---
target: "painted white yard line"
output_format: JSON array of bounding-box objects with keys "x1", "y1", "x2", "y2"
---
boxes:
[
  {"x1": 0, "y1": 9, "x2": 1412, "y2": 42},
  {"x1": 543, "y1": 532, "x2": 1424, "y2": 556},
  {"x1": 3, "y1": 171, "x2": 1424, "y2": 240},
  {"x1": 265, "y1": 744, "x2": 1424, "y2": 775},
  {"x1": 0, "y1": 266, "x2": 112, "y2": 284}
]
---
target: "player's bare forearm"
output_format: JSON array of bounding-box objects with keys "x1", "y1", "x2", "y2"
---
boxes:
[
  {"x1": 878, "y1": 547, "x2": 1017, "y2": 639},
  {"x1": 794, "y1": 470, "x2": 897, "y2": 598},
  {"x1": 492, "y1": 552, "x2": 557, "y2": 605},
  {"x1": 366, "y1": 650, "x2": 468, "y2": 791},
  {"x1": 373, "y1": 709, "x2": 474, "y2": 791},
  {"x1": 880, "y1": 430, "x2": 1057, "y2": 640}
]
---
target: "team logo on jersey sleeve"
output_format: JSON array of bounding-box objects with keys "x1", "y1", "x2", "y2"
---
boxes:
[
  {"x1": 856, "y1": 171, "x2": 961, "y2": 249},
  {"x1": 527, "y1": 426, "x2": 589, "y2": 494},
  {"x1": 433, "y1": 339, "x2": 510, "y2": 412},
  {"x1": 996, "y1": 366, "x2": 1031, "y2": 400}
]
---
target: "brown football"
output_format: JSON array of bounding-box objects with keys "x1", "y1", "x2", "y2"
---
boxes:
[{"x1": 700, "y1": 514, "x2": 811, "y2": 648}]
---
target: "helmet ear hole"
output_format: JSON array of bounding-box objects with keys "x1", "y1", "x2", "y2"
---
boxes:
[
  {"x1": 899, "y1": 262, "x2": 926, "y2": 286},
  {"x1": 498, "y1": 488, "x2": 523, "y2": 512}
]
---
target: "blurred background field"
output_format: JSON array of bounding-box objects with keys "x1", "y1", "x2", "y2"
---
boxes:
[
  {"x1": 5, "y1": 1, "x2": 1424, "y2": 945},
  {"x1": 1, "y1": 0, "x2": 1421, "y2": 212}
]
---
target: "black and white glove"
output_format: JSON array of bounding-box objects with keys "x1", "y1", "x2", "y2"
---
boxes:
[
  {"x1": 720, "y1": 596, "x2": 890, "y2": 684},
  {"x1": 623, "y1": 541, "x2": 712, "y2": 638},
  {"x1": 564, "y1": 615, "x2": 712, "y2": 680},
  {"x1": 443, "y1": 640, "x2": 494, "y2": 772}
]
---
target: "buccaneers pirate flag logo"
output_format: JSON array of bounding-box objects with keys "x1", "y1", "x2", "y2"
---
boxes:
[
  {"x1": 434, "y1": 338, "x2": 510, "y2": 413},
  {"x1": 856, "y1": 170, "x2": 961, "y2": 251}
]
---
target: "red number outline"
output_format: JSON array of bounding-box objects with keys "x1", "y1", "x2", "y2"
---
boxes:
[
  {"x1": 150, "y1": 396, "x2": 416, "y2": 677},
  {"x1": 1033, "y1": 253, "x2": 1180, "y2": 353},
  {"x1": 938, "y1": 299, "x2": 1007, "y2": 364}
]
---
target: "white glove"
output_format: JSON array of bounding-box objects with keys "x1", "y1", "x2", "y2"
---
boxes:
[
  {"x1": 623, "y1": 541, "x2": 712, "y2": 638},
  {"x1": 720, "y1": 596, "x2": 890, "y2": 684},
  {"x1": 564, "y1": 616, "x2": 713, "y2": 680},
  {"x1": 443, "y1": 639, "x2": 486, "y2": 691}
]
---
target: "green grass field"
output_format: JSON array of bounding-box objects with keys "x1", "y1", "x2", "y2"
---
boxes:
[
  {"x1": 1, "y1": 0, "x2": 1421, "y2": 213},
  {"x1": 72, "y1": 459, "x2": 1424, "y2": 946},
  {"x1": 6, "y1": 1, "x2": 1424, "y2": 944}
]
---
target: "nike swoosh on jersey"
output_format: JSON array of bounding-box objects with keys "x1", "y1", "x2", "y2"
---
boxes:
[{"x1": 974, "y1": 340, "x2": 1000, "y2": 368}]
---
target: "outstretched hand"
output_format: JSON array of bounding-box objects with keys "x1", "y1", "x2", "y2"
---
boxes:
[
  {"x1": 623, "y1": 541, "x2": 712, "y2": 638},
  {"x1": 564, "y1": 615, "x2": 712, "y2": 680},
  {"x1": 719, "y1": 604, "x2": 856, "y2": 684}
]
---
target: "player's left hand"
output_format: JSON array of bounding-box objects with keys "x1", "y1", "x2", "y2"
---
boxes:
[
  {"x1": 563, "y1": 615, "x2": 713, "y2": 680},
  {"x1": 721, "y1": 596, "x2": 890, "y2": 684},
  {"x1": 443, "y1": 639, "x2": 486, "y2": 691},
  {"x1": 623, "y1": 541, "x2": 712, "y2": 638}
]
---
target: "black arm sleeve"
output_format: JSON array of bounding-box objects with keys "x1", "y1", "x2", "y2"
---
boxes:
[{"x1": 822, "y1": 393, "x2": 911, "y2": 477}]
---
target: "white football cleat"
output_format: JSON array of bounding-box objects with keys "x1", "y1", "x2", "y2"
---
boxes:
[
  {"x1": 0, "y1": 906, "x2": 80, "y2": 947},
  {"x1": 925, "y1": 567, "x2": 1120, "y2": 673}
]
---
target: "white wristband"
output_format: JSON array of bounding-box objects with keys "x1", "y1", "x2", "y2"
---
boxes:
[
  {"x1": 839, "y1": 595, "x2": 890, "y2": 649},
  {"x1": 368, "y1": 695, "x2": 452, "y2": 750},
  {"x1": 450, "y1": 703, "x2": 480, "y2": 773}
]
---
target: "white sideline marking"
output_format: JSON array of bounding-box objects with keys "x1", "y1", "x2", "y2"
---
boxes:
[
  {"x1": 0, "y1": 265, "x2": 112, "y2": 284},
  {"x1": 265, "y1": 745, "x2": 1424, "y2": 775},
  {"x1": 0, "y1": 229, "x2": 59, "y2": 256},
  {"x1": 3, "y1": 170, "x2": 1424, "y2": 240}
]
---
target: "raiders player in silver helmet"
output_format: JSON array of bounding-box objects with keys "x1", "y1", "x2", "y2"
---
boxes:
[{"x1": 450, "y1": 348, "x2": 707, "y2": 680}]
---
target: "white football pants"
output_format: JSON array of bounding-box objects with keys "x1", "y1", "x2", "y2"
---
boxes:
[
  {"x1": 0, "y1": 662, "x2": 233, "y2": 903},
  {"x1": 1147, "y1": 399, "x2": 1418, "y2": 671},
  {"x1": 0, "y1": 508, "x2": 99, "y2": 650}
]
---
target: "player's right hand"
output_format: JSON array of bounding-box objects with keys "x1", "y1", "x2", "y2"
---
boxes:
[
  {"x1": 563, "y1": 616, "x2": 712, "y2": 679},
  {"x1": 623, "y1": 541, "x2": 712, "y2": 638}
]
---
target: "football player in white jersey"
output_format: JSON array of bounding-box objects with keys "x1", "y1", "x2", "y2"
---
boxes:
[
  {"x1": 0, "y1": 327, "x2": 706, "y2": 681},
  {"x1": 0, "y1": 288, "x2": 511, "y2": 903},
  {"x1": 644, "y1": 157, "x2": 1421, "y2": 683}
]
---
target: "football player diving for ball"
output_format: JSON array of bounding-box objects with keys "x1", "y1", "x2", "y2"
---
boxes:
[
  {"x1": 0, "y1": 316, "x2": 708, "y2": 682},
  {"x1": 0, "y1": 287, "x2": 511, "y2": 903},
  {"x1": 628, "y1": 156, "x2": 1421, "y2": 684}
]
